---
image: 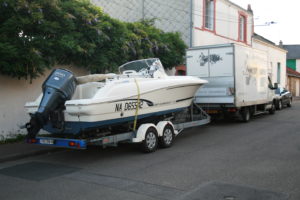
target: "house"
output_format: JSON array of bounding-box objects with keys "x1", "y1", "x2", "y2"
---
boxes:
[
  {"x1": 282, "y1": 44, "x2": 300, "y2": 96},
  {"x1": 252, "y1": 34, "x2": 287, "y2": 88},
  {"x1": 286, "y1": 68, "x2": 300, "y2": 96},
  {"x1": 93, "y1": 0, "x2": 287, "y2": 87},
  {"x1": 283, "y1": 45, "x2": 300, "y2": 72}
]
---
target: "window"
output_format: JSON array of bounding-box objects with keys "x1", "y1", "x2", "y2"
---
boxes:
[
  {"x1": 204, "y1": 0, "x2": 215, "y2": 30},
  {"x1": 239, "y1": 13, "x2": 247, "y2": 42},
  {"x1": 277, "y1": 63, "x2": 281, "y2": 84}
]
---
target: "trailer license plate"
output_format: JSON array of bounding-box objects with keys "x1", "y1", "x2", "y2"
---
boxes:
[{"x1": 40, "y1": 139, "x2": 55, "y2": 145}]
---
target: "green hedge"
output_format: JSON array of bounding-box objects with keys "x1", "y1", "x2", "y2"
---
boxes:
[{"x1": 0, "y1": 0, "x2": 186, "y2": 80}]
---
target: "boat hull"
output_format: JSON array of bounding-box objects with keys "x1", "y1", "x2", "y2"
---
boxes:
[{"x1": 44, "y1": 84, "x2": 201, "y2": 134}]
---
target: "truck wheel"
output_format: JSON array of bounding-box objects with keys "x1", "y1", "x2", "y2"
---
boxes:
[
  {"x1": 142, "y1": 127, "x2": 158, "y2": 153},
  {"x1": 269, "y1": 103, "x2": 276, "y2": 114},
  {"x1": 159, "y1": 124, "x2": 174, "y2": 148},
  {"x1": 287, "y1": 98, "x2": 292, "y2": 107},
  {"x1": 240, "y1": 107, "x2": 250, "y2": 122},
  {"x1": 276, "y1": 100, "x2": 282, "y2": 110}
]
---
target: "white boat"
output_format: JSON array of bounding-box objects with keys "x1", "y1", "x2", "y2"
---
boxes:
[{"x1": 25, "y1": 58, "x2": 207, "y2": 138}]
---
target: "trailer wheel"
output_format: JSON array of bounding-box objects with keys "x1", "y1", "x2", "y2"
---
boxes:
[
  {"x1": 269, "y1": 102, "x2": 276, "y2": 114},
  {"x1": 142, "y1": 127, "x2": 158, "y2": 153},
  {"x1": 159, "y1": 124, "x2": 174, "y2": 148},
  {"x1": 240, "y1": 107, "x2": 250, "y2": 122}
]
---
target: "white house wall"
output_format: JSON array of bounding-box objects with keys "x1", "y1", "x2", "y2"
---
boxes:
[
  {"x1": 193, "y1": 0, "x2": 253, "y2": 47},
  {"x1": 296, "y1": 59, "x2": 300, "y2": 72},
  {"x1": 0, "y1": 66, "x2": 88, "y2": 138},
  {"x1": 253, "y1": 40, "x2": 287, "y2": 87}
]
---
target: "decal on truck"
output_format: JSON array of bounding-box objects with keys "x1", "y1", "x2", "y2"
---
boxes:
[{"x1": 198, "y1": 53, "x2": 223, "y2": 66}]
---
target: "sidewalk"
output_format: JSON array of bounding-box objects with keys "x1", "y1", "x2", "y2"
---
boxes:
[{"x1": 0, "y1": 141, "x2": 62, "y2": 163}]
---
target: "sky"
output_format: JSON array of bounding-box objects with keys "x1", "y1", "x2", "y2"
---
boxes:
[{"x1": 230, "y1": 0, "x2": 300, "y2": 45}]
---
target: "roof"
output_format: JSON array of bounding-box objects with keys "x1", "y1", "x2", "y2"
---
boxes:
[
  {"x1": 253, "y1": 33, "x2": 286, "y2": 51},
  {"x1": 253, "y1": 33, "x2": 275, "y2": 46},
  {"x1": 226, "y1": 0, "x2": 253, "y2": 14},
  {"x1": 282, "y1": 45, "x2": 300, "y2": 59},
  {"x1": 287, "y1": 67, "x2": 300, "y2": 78}
]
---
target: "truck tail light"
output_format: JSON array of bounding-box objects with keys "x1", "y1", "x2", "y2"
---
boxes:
[{"x1": 227, "y1": 108, "x2": 237, "y2": 112}]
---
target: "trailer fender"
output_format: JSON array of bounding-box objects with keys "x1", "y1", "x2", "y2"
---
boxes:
[
  {"x1": 132, "y1": 123, "x2": 156, "y2": 143},
  {"x1": 156, "y1": 121, "x2": 175, "y2": 137}
]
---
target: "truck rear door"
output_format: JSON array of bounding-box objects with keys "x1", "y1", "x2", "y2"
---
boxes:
[{"x1": 187, "y1": 44, "x2": 235, "y2": 105}]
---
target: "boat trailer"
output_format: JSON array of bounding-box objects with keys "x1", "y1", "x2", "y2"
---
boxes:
[{"x1": 27, "y1": 103, "x2": 210, "y2": 153}]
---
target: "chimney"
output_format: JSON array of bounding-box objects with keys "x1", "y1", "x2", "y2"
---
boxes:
[
  {"x1": 247, "y1": 4, "x2": 253, "y2": 14},
  {"x1": 279, "y1": 40, "x2": 283, "y2": 47}
]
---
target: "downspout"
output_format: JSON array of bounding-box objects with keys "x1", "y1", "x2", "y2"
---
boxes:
[{"x1": 189, "y1": 0, "x2": 193, "y2": 47}]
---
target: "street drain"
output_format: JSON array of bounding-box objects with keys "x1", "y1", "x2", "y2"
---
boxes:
[{"x1": 224, "y1": 196, "x2": 236, "y2": 200}]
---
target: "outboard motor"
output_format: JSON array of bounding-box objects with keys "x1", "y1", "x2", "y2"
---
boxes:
[{"x1": 26, "y1": 69, "x2": 76, "y2": 138}]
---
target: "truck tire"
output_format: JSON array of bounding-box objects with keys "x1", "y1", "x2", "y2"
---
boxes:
[
  {"x1": 269, "y1": 103, "x2": 276, "y2": 114},
  {"x1": 276, "y1": 100, "x2": 282, "y2": 110},
  {"x1": 287, "y1": 98, "x2": 292, "y2": 107},
  {"x1": 142, "y1": 127, "x2": 158, "y2": 153},
  {"x1": 240, "y1": 107, "x2": 250, "y2": 122},
  {"x1": 159, "y1": 124, "x2": 174, "y2": 148}
]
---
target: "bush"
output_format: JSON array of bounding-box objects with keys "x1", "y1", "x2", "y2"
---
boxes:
[{"x1": 0, "y1": 0, "x2": 186, "y2": 80}]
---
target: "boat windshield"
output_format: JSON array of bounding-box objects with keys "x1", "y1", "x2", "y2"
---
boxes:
[{"x1": 119, "y1": 58, "x2": 166, "y2": 76}]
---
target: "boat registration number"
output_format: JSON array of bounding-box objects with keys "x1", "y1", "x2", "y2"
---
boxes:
[
  {"x1": 40, "y1": 139, "x2": 55, "y2": 145},
  {"x1": 115, "y1": 101, "x2": 144, "y2": 112}
]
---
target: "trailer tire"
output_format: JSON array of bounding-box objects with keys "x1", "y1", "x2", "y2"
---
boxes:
[
  {"x1": 142, "y1": 127, "x2": 158, "y2": 153},
  {"x1": 159, "y1": 124, "x2": 174, "y2": 148},
  {"x1": 240, "y1": 107, "x2": 250, "y2": 122}
]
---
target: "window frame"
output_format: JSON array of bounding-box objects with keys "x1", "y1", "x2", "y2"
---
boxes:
[
  {"x1": 238, "y1": 12, "x2": 247, "y2": 43},
  {"x1": 277, "y1": 62, "x2": 281, "y2": 84},
  {"x1": 203, "y1": 0, "x2": 216, "y2": 32}
]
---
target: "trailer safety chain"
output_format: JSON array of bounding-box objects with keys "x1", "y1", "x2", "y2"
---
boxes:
[{"x1": 133, "y1": 78, "x2": 141, "y2": 131}]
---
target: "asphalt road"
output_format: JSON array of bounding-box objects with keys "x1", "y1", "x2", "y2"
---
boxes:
[{"x1": 1, "y1": 101, "x2": 300, "y2": 200}]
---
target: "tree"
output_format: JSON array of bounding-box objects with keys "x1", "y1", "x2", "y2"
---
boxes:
[{"x1": 0, "y1": 0, "x2": 186, "y2": 80}]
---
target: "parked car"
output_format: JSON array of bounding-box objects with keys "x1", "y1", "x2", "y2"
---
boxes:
[{"x1": 274, "y1": 87, "x2": 292, "y2": 110}]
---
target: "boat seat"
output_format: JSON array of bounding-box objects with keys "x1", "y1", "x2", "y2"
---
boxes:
[{"x1": 72, "y1": 82, "x2": 104, "y2": 99}]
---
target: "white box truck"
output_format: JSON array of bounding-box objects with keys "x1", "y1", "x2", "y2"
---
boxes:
[{"x1": 187, "y1": 43, "x2": 278, "y2": 122}]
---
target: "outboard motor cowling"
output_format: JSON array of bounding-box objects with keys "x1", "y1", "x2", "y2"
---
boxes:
[{"x1": 26, "y1": 69, "x2": 76, "y2": 138}]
